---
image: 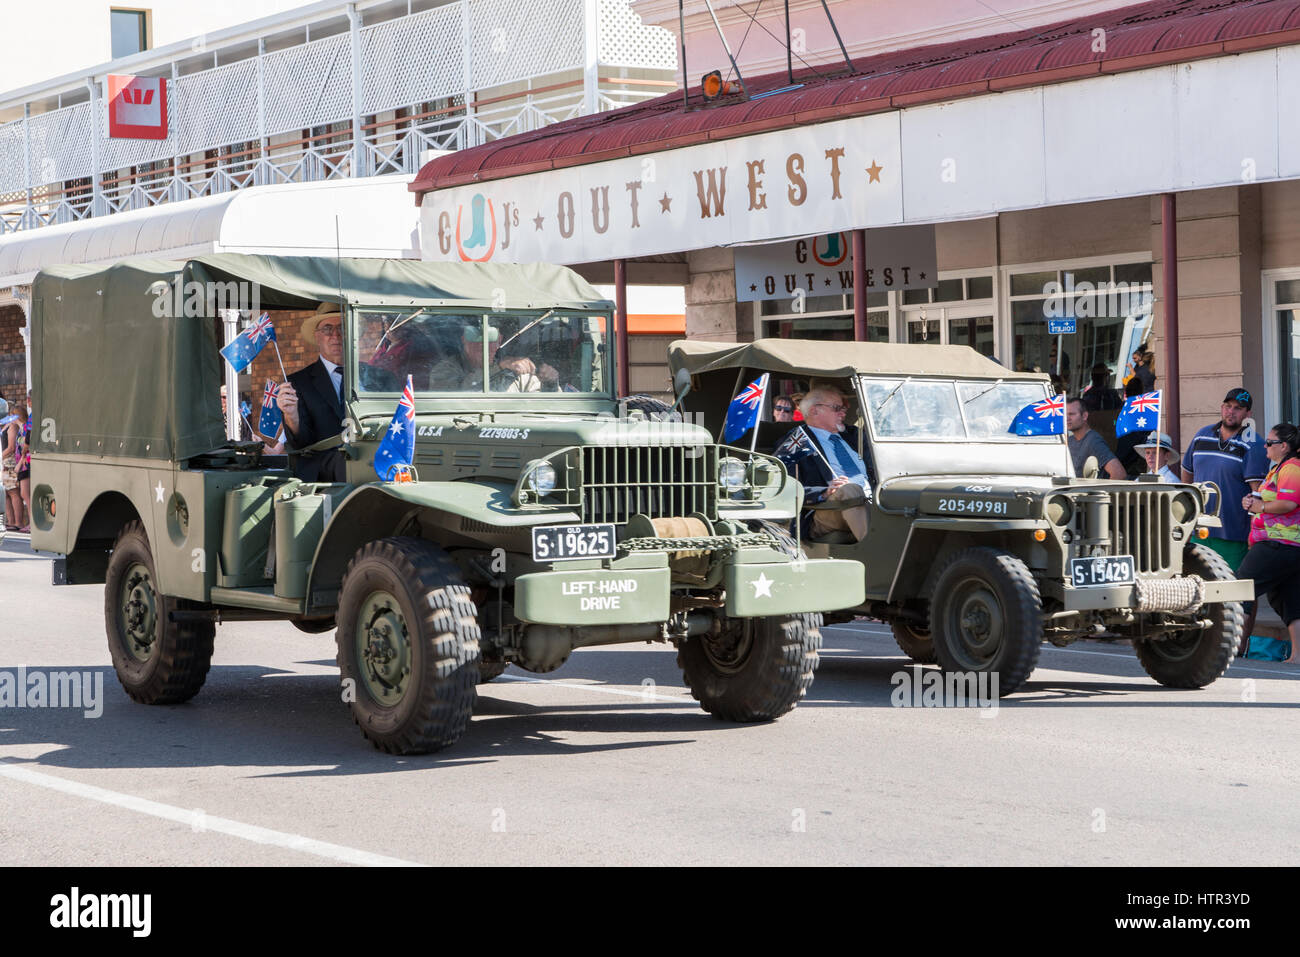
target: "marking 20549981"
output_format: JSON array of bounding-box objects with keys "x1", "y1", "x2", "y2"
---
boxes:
[{"x1": 938, "y1": 497, "x2": 1008, "y2": 515}]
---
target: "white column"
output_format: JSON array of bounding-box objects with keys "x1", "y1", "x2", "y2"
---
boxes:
[
  {"x1": 583, "y1": 0, "x2": 600, "y2": 116},
  {"x1": 15, "y1": 287, "x2": 31, "y2": 396},
  {"x1": 86, "y1": 78, "x2": 103, "y2": 217},
  {"x1": 221, "y1": 310, "x2": 241, "y2": 440},
  {"x1": 347, "y1": 3, "x2": 365, "y2": 177}
]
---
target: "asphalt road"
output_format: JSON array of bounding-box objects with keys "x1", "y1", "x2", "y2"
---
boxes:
[{"x1": 1, "y1": 530, "x2": 1297, "y2": 867}]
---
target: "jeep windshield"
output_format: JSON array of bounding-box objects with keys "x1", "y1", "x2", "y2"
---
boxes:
[
  {"x1": 354, "y1": 309, "x2": 609, "y2": 395},
  {"x1": 860, "y1": 376, "x2": 1057, "y2": 442}
]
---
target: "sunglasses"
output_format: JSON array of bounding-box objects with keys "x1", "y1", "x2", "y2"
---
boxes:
[
  {"x1": 1266, "y1": 439, "x2": 1287, "y2": 446},
  {"x1": 774, "y1": 404, "x2": 794, "y2": 412}
]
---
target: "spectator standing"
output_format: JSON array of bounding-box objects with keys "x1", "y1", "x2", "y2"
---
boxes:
[
  {"x1": 3, "y1": 402, "x2": 24, "y2": 531},
  {"x1": 1082, "y1": 363, "x2": 1123, "y2": 412},
  {"x1": 16, "y1": 406, "x2": 30, "y2": 533},
  {"x1": 1066, "y1": 398, "x2": 1126, "y2": 479},
  {"x1": 1181, "y1": 387, "x2": 1267, "y2": 569},
  {"x1": 1124, "y1": 348, "x2": 1156, "y2": 392},
  {"x1": 1235, "y1": 424, "x2": 1300, "y2": 661},
  {"x1": 1133, "y1": 432, "x2": 1180, "y2": 482}
]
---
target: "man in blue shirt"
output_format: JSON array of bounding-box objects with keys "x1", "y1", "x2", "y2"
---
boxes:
[
  {"x1": 1181, "y1": 386, "x2": 1267, "y2": 568},
  {"x1": 774, "y1": 387, "x2": 871, "y2": 540}
]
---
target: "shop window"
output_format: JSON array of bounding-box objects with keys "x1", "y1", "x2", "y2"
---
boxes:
[
  {"x1": 1275, "y1": 280, "x2": 1300, "y2": 427},
  {"x1": 899, "y1": 273, "x2": 996, "y2": 356},
  {"x1": 1008, "y1": 259, "x2": 1153, "y2": 398}
]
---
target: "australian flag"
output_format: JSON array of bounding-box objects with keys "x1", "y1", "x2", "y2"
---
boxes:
[
  {"x1": 1008, "y1": 394, "x2": 1066, "y2": 436},
  {"x1": 220, "y1": 313, "x2": 276, "y2": 373},
  {"x1": 1116, "y1": 390, "x2": 1161, "y2": 437},
  {"x1": 723, "y1": 374, "x2": 770, "y2": 443},
  {"x1": 258, "y1": 381, "x2": 283, "y2": 438},
  {"x1": 374, "y1": 375, "x2": 417, "y2": 481}
]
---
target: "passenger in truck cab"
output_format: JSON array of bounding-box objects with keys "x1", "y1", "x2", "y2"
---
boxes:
[{"x1": 428, "y1": 321, "x2": 554, "y2": 392}]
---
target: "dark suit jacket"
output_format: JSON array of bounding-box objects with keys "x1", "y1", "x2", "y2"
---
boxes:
[
  {"x1": 286, "y1": 360, "x2": 347, "y2": 482},
  {"x1": 773, "y1": 423, "x2": 873, "y2": 537}
]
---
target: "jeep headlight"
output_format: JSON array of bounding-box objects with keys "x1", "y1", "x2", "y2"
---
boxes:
[
  {"x1": 1046, "y1": 494, "x2": 1074, "y2": 526},
  {"x1": 526, "y1": 462, "x2": 557, "y2": 496},
  {"x1": 1171, "y1": 491, "x2": 1197, "y2": 524},
  {"x1": 718, "y1": 457, "x2": 746, "y2": 489}
]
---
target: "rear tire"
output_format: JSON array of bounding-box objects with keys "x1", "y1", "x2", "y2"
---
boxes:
[
  {"x1": 1133, "y1": 543, "x2": 1241, "y2": 689},
  {"x1": 678, "y1": 613, "x2": 821, "y2": 721},
  {"x1": 931, "y1": 547, "x2": 1042, "y2": 696},
  {"x1": 104, "y1": 521, "x2": 214, "y2": 705},
  {"x1": 336, "y1": 537, "x2": 480, "y2": 754},
  {"x1": 891, "y1": 619, "x2": 937, "y2": 664}
]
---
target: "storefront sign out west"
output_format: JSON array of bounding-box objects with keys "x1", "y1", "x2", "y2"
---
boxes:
[
  {"x1": 419, "y1": 112, "x2": 904, "y2": 265},
  {"x1": 732, "y1": 225, "x2": 937, "y2": 303}
]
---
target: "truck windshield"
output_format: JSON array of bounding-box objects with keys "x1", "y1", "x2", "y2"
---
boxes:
[
  {"x1": 861, "y1": 377, "x2": 1056, "y2": 441},
  {"x1": 354, "y1": 310, "x2": 609, "y2": 395}
]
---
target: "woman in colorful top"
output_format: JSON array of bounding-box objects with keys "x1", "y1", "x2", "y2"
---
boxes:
[
  {"x1": 1235, "y1": 423, "x2": 1300, "y2": 661},
  {"x1": 16, "y1": 407, "x2": 31, "y2": 533},
  {"x1": 2, "y1": 402, "x2": 25, "y2": 531}
]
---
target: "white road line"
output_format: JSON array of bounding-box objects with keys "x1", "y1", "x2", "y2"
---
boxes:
[
  {"x1": 0, "y1": 760, "x2": 423, "y2": 867},
  {"x1": 496, "y1": 673, "x2": 688, "y2": 703}
]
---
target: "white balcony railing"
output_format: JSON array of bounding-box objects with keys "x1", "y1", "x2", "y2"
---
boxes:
[{"x1": 0, "y1": 0, "x2": 677, "y2": 235}]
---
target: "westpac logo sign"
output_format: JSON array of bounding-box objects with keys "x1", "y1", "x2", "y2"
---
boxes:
[{"x1": 108, "y1": 75, "x2": 168, "y2": 140}]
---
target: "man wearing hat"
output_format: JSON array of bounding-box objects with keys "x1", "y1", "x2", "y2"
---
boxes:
[
  {"x1": 277, "y1": 304, "x2": 353, "y2": 481},
  {"x1": 1135, "y1": 432, "x2": 1180, "y2": 483},
  {"x1": 429, "y1": 321, "x2": 552, "y2": 392},
  {"x1": 1181, "y1": 387, "x2": 1268, "y2": 567}
]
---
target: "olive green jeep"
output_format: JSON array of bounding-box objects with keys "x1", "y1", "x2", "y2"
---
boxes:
[
  {"x1": 670, "y1": 339, "x2": 1253, "y2": 696},
  {"x1": 29, "y1": 256, "x2": 863, "y2": 753}
]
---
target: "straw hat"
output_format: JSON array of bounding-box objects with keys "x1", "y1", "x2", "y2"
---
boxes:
[{"x1": 301, "y1": 302, "x2": 343, "y2": 345}]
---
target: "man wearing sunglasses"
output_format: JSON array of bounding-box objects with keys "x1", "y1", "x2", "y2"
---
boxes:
[{"x1": 774, "y1": 386, "x2": 871, "y2": 541}]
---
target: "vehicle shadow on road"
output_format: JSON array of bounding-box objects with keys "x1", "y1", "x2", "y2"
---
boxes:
[{"x1": 0, "y1": 658, "x2": 737, "y2": 776}]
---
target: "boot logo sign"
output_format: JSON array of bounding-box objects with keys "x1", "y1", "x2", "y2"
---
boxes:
[
  {"x1": 108, "y1": 75, "x2": 168, "y2": 140},
  {"x1": 455, "y1": 194, "x2": 498, "y2": 263}
]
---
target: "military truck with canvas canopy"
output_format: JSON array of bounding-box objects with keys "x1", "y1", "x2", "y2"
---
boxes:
[
  {"x1": 668, "y1": 338, "x2": 1252, "y2": 696},
  {"x1": 29, "y1": 256, "x2": 863, "y2": 753}
]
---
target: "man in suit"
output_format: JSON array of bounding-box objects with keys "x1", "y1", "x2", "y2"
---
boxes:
[
  {"x1": 773, "y1": 386, "x2": 872, "y2": 541},
  {"x1": 278, "y1": 304, "x2": 351, "y2": 482}
]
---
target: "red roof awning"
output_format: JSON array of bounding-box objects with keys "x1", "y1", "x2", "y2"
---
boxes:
[{"x1": 411, "y1": 0, "x2": 1300, "y2": 199}]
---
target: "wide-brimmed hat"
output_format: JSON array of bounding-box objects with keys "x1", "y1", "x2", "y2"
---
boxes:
[
  {"x1": 1135, "y1": 431, "x2": 1177, "y2": 454},
  {"x1": 301, "y1": 302, "x2": 343, "y2": 345},
  {"x1": 463, "y1": 322, "x2": 500, "y2": 343}
]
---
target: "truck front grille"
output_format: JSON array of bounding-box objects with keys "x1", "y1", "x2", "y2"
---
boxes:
[
  {"x1": 1108, "y1": 489, "x2": 1173, "y2": 573},
  {"x1": 581, "y1": 445, "x2": 718, "y2": 524}
]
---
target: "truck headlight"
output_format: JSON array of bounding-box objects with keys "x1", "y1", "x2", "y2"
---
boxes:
[
  {"x1": 1171, "y1": 491, "x2": 1196, "y2": 524},
  {"x1": 1046, "y1": 494, "x2": 1073, "y2": 526},
  {"x1": 719, "y1": 457, "x2": 746, "y2": 489},
  {"x1": 526, "y1": 462, "x2": 557, "y2": 496}
]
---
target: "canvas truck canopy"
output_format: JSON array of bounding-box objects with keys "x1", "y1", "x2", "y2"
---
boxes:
[
  {"x1": 667, "y1": 339, "x2": 1048, "y2": 383},
  {"x1": 32, "y1": 254, "x2": 609, "y2": 461}
]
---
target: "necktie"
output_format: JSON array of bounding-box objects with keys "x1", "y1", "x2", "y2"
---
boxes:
[
  {"x1": 331, "y1": 366, "x2": 342, "y2": 401},
  {"x1": 828, "y1": 433, "x2": 859, "y2": 479}
]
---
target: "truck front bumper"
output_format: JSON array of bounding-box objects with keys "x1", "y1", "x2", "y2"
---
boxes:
[{"x1": 1046, "y1": 576, "x2": 1255, "y2": 611}]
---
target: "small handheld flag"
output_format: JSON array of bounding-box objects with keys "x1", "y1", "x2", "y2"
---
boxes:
[
  {"x1": 773, "y1": 426, "x2": 834, "y2": 474},
  {"x1": 258, "y1": 380, "x2": 283, "y2": 438},
  {"x1": 220, "y1": 313, "x2": 276, "y2": 373},
  {"x1": 1116, "y1": 390, "x2": 1161, "y2": 438},
  {"x1": 374, "y1": 375, "x2": 417, "y2": 481},
  {"x1": 1008, "y1": 394, "x2": 1066, "y2": 436},
  {"x1": 723, "y1": 374, "x2": 769, "y2": 443}
]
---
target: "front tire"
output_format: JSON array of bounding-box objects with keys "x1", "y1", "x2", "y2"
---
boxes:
[
  {"x1": 678, "y1": 613, "x2": 821, "y2": 721},
  {"x1": 336, "y1": 538, "x2": 480, "y2": 754},
  {"x1": 1133, "y1": 543, "x2": 1241, "y2": 688},
  {"x1": 104, "y1": 521, "x2": 215, "y2": 705},
  {"x1": 931, "y1": 547, "x2": 1042, "y2": 696}
]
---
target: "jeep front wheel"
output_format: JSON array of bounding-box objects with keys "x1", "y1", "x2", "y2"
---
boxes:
[
  {"x1": 1133, "y1": 543, "x2": 1241, "y2": 688},
  {"x1": 336, "y1": 538, "x2": 480, "y2": 754},
  {"x1": 104, "y1": 521, "x2": 214, "y2": 704},
  {"x1": 931, "y1": 547, "x2": 1042, "y2": 696},
  {"x1": 678, "y1": 613, "x2": 821, "y2": 721}
]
